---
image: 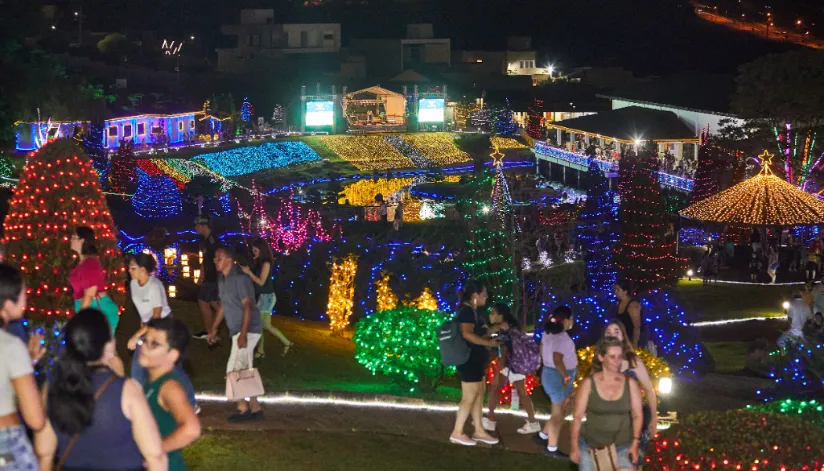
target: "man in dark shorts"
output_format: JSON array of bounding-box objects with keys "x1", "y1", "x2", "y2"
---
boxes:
[{"x1": 192, "y1": 215, "x2": 221, "y2": 340}]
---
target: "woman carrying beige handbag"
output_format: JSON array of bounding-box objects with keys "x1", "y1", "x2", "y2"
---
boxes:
[{"x1": 569, "y1": 338, "x2": 643, "y2": 471}]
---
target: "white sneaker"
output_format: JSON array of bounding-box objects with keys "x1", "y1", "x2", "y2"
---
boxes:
[
  {"x1": 481, "y1": 417, "x2": 497, "y2": 432},
  {"x1": 449, "y1": 434, "x2": 477, "y2": 446},
  {"x1": 517, "y1": 421, "x2": 541, "y2": 434}
]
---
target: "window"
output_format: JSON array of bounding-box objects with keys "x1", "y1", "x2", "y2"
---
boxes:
[
  {"x1": 137, "y1": 123, "x2": 146, "y2": 136},
  {"x1": 190, "y1": 119, "x2": 195, "y2": 130},
  {"x1": 123, "y1": 124, "x2": 133, "y2": 138},
  {"x1": 151, "y1": 126, "x2": 162, "y2": 135},
  {"x1": 323, "y1": 32, "x2": 334, "y2": 41},
  {"x1": 300, "y1": 31, "x2": 308, "y2": 48},
  {"x1": 247, "y1": 34, "x2": 260, "y2": 46},
  {"x1": 178, "y1": 121, "x2": 184, "y2": 131},
  {"x1": 108, "y1": 126, "x2": 118, "y2": 137}
]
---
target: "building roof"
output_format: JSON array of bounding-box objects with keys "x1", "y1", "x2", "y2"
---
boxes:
[
  {"x1": 597, "y1": 74, "x2": 737, "y2": 116},
  {"x1": 551, "y1": 106, "x2": 696, "y2": 142}
]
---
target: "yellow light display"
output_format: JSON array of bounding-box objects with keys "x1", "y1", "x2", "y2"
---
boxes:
[
  {"x1": 318, "y1": 136, "x2": 414, "y2": 171},
  {"x1": 680, "y1": 150, "x2": 824, "y2": 225},
  {"x1": 490, "y1": 136, "x2": 527, "y2": 149},
  {"x1": 413, "y1": 287, "x2": 438, "y2": 311},
  {"x1": 401, "y1": 134, "x2": 470, "y2": 166},
  {"x1": 326, "y1": 254, "x2": 359, "y2": 335},
  {"x1": 340, "y1": 178, "x2": 415, "y2": 206},
  {"x1": 574, "y1": 346, "x2": 671, "y2": 386},
  {"x1": 375, "y1": 272, "x2": 398, "y2": 312}
]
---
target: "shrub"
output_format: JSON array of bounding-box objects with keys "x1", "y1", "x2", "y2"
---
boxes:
[
  {"x1": 761, "y1": 342, "x2": 824, "y2": 401},
  {"x1": 354, "y1": 306, "x2": 454, "y2": 391},
  {"x1": 747, "y1": 399, "x2": 824, "y2": 430},
  {"x1": 646, "y1": 409, "x2": 824, "y2": 470}
]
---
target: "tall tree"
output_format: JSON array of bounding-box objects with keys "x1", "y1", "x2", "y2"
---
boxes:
[
  {"x1": 526, "y1": 98, "x2": 544, "y2": 139},
  {"x1": 690, "y1": 133, "x2": 723, "y2": 204},
  {"x1": 83, "y1": 123, "x2": 108, "y2": 188},
  {"x1": 2, "y1": 139, "x2": 126, "y2": 317},
  {"x1": 495, "y1": 99, "x2": 518, "y2": 136},
  {"x1": 578, "y1": 159, "x2": 618, "y2": 292},
  {"x1": 614, "y1": 145, "x2": 684, "y2": 291}
]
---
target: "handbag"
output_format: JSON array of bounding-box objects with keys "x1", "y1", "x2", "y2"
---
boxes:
[
  {"x1": 225, "y1": 347, "x2": 264, "y2": 401},
  {"x1": 56, "y1": 374, "x2": 117, "y2": 471}
]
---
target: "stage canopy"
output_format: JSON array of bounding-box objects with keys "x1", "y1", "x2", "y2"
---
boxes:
[
  {"x1": 343, "y1": 86, "x2": 406, "y2": 126},
  {"x1": 680, "y1": 152, "x2": 824, "y2": 226}
]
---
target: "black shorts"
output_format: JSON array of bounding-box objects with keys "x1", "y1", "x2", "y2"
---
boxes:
[
  {"x1": 456, "y1": 347, "x2": 488, "y2": 383},
  {"x1": 807, "y1": 261, "x2": 818, "y2": 272},
  {"x1": 197, "y1": 281, "x2": 220, "y2": 303}
]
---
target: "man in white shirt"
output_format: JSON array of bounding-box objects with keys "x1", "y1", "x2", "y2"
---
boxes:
[{"x1": 779, "y1": 291, "x2": 811, "y2": 347}]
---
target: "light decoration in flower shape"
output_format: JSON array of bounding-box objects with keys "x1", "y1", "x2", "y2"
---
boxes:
[
  {"x1": 3, "y1": 139, "x2": 127, "y2": 317},
  {"x1": 680, "y1": 150, "x2": 824, "y2": 225},
  {"x1": 237, "y1": 189, "x2": 338, "y2": 255},
  {"x1": 327, "y1": 254, "x2": 358, "y2": 335},
  {"x1": 375, "y1": 272, "x2": 398, "y2": 312},
  {"x1": 354, "y1": 305, "x2": 455, "y2": 391},
  {"x1": 485, "y1": 358, "x2": 539, "y2": 405},
  {"x1": 401, "y1": 133, "x2": 470, "y2": 166},
  {"x1": 318, "y1": 135, "x2": 414, "y2": 170}
]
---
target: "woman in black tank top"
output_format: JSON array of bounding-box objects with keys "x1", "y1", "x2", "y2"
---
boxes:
[{"x1": 614, "y1": 280, "x2": 646, "y2": 349}]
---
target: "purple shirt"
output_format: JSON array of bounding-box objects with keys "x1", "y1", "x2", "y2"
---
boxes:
[{"x1": 541, "y1": 331, "x2": 578, "y2": 371}]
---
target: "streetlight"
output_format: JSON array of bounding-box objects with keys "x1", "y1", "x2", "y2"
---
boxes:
[{"x1": 190, "y1": 35, "x2": 195, "y2": 40}]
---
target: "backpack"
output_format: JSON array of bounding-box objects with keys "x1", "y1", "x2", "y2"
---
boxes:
[
  {"x1": 438, "y1": 312, "x2": 475, "y2": 366},
  {"x1": 509, "y1": 329, "x2": 541, "y2": 374}
]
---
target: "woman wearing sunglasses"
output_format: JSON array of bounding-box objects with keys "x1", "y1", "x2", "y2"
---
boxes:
[
  {"x1": 127, "y1": 253, "x2": 196, "y2": 407},
  {"x1": 138, "y1": 317, "x2": 201, "y2": 471}
]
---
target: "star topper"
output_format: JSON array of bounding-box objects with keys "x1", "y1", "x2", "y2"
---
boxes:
[
  {"x1": 490, "y1": 146, "x2": 504, "y2": 168},
  {"x1": 758, "y1": 150, "x2": 774, "y2": 175}
]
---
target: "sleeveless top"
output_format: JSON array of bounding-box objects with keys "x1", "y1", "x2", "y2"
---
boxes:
[
  {"x1": 144, "y1": 372, "x2": 187, "y2": 471},
  {"x1": 617, "y1": 299, "x2": 646, "y2": 343},
  {"x1": 252, "y1": 259, "x2": 275, "y2": 296},
  {"x1": 581, "y1": 374, "x2": 632, "y2": 447},
  {"x1": 54, "y1": 371, "x2": 144, "y2": 471}
]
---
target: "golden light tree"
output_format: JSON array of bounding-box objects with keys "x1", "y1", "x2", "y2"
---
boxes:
[
  {"x1": 3, "y1": 139, "x2": 126, "y2": 318},
  {"x1": 326, "y1": 254, "x2": 358, "y2": 335},
  {"x1": 375, "y1": 272, "x2": 398, "y2": 312}
]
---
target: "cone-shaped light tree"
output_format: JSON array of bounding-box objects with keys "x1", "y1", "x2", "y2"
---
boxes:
[
  {"x1": 3, "y1": 139, "x2": 126, "y2": 318},
  {"x1": 578, "y1": 159, "x2": 618, "y2": 292}
]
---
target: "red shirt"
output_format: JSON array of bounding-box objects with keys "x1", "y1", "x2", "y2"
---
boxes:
[{"x1": 69, "y1": 258, "x2": 106, "y2": 300}]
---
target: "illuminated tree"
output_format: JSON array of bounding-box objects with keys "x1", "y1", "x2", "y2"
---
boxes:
[
  {"x1": 82, "y1": 123, "x2": 107, "y2": 187},
  {"x1": 109, "y1": 140, "x2": 137, "y2": 193},
  {"x1": 690, "y1": 134, "x2": 724, "y2": 204},
  {"x1": 526, "y1": 97, "x2": 544, "y2": 139},
  {"x1": 578, "y1": 159, "x2": 618, "y2": 292},
  {"x1": 132, "y1": 169, "x2": 182, "y2": 219},
  {"x1": 613, "y1": 145, "x2": 684, "y2": 291},
  {"x1": 3, "y1": 139, "x2": 126, "y2": 317},
  {"x1": 495, "y1": 99, "x2": 518, "y2": 136},
  {"x1": 463, "y1": 229, "x2": 517, "y2": 304}
]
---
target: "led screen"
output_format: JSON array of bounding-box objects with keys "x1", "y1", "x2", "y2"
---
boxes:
[
  {"x1": 418, "y1": 99, "x2": 445, "y2": 123},
  {"x1": 305, "y1": 101, "x2": 334, "y2": 127}
]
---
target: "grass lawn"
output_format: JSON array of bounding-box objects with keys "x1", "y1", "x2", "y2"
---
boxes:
[
  {"x1": 184, "y1": 430, "x2": 565, "y2": 471},
  {"x1": 670, "y1": 279, "x2": 789, "y2": 321},
  {"x1": 704, "y1": 342, "x2": 749, "y2": 373}
]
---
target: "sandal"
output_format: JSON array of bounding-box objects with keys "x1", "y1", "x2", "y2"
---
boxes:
[{"x1": 282, "y1": 342, "x2": 295, "y2": 356}]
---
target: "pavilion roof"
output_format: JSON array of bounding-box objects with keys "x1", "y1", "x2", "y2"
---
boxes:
[
  {"x1": 550, "y1": 106, "x2": 697, "y2": 143},
  {"x1": 680, "y1": 159, "x2": 824, "y2": 226}
]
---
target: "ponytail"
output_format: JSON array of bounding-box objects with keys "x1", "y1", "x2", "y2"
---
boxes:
[
  {"x1": 48, "y1": 309, "x2": 112, "y2": 435},
  {"x1": 544, "y1": 304, "x2": 573, "y2": 335}
]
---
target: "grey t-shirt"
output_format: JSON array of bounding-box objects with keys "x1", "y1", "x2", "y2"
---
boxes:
[{"x1": 218, "y1": 266, "x2": 262, "y2": 336}]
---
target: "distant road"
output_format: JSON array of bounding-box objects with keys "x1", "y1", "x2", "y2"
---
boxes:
[{"x1": 692, "y1": 2, "x2": 824, "y2": 49}]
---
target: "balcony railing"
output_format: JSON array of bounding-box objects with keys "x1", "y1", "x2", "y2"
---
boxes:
[{"x1": 533, "y1": 141, "x2": 694, "y2": 192}]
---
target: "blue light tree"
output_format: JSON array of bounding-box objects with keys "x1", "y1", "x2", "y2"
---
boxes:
[
  {"x1": 495, "y1": 99, "x2": 518, "y2": 136},
  {"x1": 83, "y1": 123, "x2": 108, "y2": 188},
  {"x1": 577, "y1": 159, "x2": 618, "y2": 292},
  {"x1": 241, "y1": 97, "x2": 253, "y2": 122},
  {"x1": 132, "y1": 169, "x2": 182, "y2": 218}
]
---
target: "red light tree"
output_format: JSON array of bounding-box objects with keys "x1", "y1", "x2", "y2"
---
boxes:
[
  {"x1": 526, "y1": 98, "x2": 544, "y2": 139},
  {"x1": 3, "y1": 139, "x2": 126, "y2": 318},
  {"x1": 613, "y1": 144, "x2": 685, "y2": 291},
  {"x1": 109, "y1": 140, "x2": 137, "y2": 193}
]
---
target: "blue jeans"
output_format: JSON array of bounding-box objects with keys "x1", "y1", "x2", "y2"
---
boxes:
[
  {"x1": 0, "y1": 425, "x2": 38, "y2": 470},
  {"x1": 131, "y1": 345, "x2": 197, "y2": 406},
  {"x1": 541, "y1": 367, "x2": 577, "y2": 404}
]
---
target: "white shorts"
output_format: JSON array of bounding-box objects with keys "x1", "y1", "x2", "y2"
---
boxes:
[
  {"x1": 500, "y1": 367, "x2": 526, "y2": 383},
  {"x1": 226, "y1": 333, "x2": 262, "y2": 373}
]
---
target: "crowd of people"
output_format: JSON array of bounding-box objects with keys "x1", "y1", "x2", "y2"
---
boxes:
[
  {"x1": 448, "y1": 279, "x2": 657, "y2": 470},
  {"x1": 0, "y1": 215, "x2": 295, "y2": 470}
]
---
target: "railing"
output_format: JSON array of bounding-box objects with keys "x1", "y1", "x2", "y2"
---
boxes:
[{"x1": 533, "y1": 141, "x2": 694, "y2": 192}]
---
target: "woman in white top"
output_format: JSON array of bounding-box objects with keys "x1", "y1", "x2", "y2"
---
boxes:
[
  {"x1": 126, "y1": 253, "x2": 196, "y2": 406},
  {"x1": 0, "y1": 263, "x2": 46, "y2": 469}
]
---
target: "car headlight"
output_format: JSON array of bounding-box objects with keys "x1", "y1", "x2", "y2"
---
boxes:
[{"x1": 658, "y1": 377, "x2": 673, "y2": 395}]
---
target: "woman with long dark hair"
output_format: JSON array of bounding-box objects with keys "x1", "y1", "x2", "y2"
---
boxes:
[
  {"x1": 614, "y1": 280, "x2": 647, "y2": 349},
  {"x1": 69, "y1": 227, "x2": 120, "y2": 333},
  {"x1": 0, "y1": 264, "x2": 45, "y2": 469},
  {"x1": 239, "y1": 239, "x2": 293, "y2": 358},
  {"x1": 449, "y1": 281, "x2": 500, "y2": 447},
  {"x1": 34, "y1": 309, "x2": 167, "y2": 471}
]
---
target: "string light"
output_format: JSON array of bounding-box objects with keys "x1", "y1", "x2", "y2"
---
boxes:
[
  {"x1": 382, "y1": 135, "x2": 436, "y2": 168},
  {"x1": 577, "y1": 159, "x2": 618, "y2": 292},
  {"x1": 747, "y1": 399, "x2": 824, "y2": 429},
  {"x1": 240, "y1": 97, "x2": 254, "y2": 123},
  {"x1": 82, "y1": 123, "x2": 108, "y2": 186},
  {"x1": 340, "y1": 178, "x2": 415, "y2": 206},
  {"x1": 353, "y1": 305, "x2": 455, "y2": 391},
  {"x1": 319, "y1": 135, "x2": 414, "y2": 170},
  {"x1": 375, "y1": 272, "x2": 398, "y2": 312},
  {"x1": 412, "y1": 287, "x2": 438, "y2": 311},
  {"x1": 681, "y1": 150, "x2": 824, "y2": 225},
  {"x1": 494, "y1": 99, "x2": 518, "y2": 136},
  {"x1": 401, "y1": 134, "x2": 469, "y2": 166},
  {"x1": 527, "y1": 98, "x2": 544, "y2": 139},
  {"x1": 109, "y1": 140, "x2": 137, "y2": 193},
  {"x1": 575, "y1": 346, "x2": 671, "y2": 387},
  {"x1": 464, "y1": 229, "x2": 517, "y2": 305},
  {"x1": 3, "y1": 139, "x2": 127, "y2": 317},
  {"x1": 690, "y1": 133, "x2": 724, "y2": 204},
  {"x1": 131, "y1": 169, "x2": 182, "y2": 218},
  {"x1": 326, "y1": 254, "x2": 358, "y2": 334},
  {"x1": 490, "y1": 136, "x2": 526, "y2": 149},
  {"x1": 485, "y1": 357, "x2": 539, "y2": 405},
  {"x1": 194, "y1": 141, "x2": 321, "y2": 176},
  {"x1": 490, "y1": 147, "x2": 513, "y2": 230}
]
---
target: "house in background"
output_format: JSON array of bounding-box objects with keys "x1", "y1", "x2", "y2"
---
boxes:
[
  {"x1": 453, "y1": 37, "x2": 553, "y2": 86},
  {"x1": 216, "y1": 9, "x2": 341, "y2": 73},
  {"x1": 350, "y1": 24, "x2": 451, "y2": 78}
]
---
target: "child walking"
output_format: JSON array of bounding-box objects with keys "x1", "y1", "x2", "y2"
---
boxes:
[{"x1": 536, "y1": 305, "x2": 577, "y2": 458}]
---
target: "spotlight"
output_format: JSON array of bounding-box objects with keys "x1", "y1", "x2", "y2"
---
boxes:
[
  {"x1": 782, "y1": 301, "x2": 790, "y2": 310},
  {"x1": 686, "y1": 269, "x2": 694, "y2": 281},
  {"x1": 658, "y1": 377, "x2": 673, "y2": 395}
]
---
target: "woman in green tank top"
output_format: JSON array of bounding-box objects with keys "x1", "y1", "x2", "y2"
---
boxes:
[
  {"x1": 570, "y1": 338, "x2": 643, "y2": 471},
  {"x1": 138, "y1": 317, "x2": 202, "y2": 470}
]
